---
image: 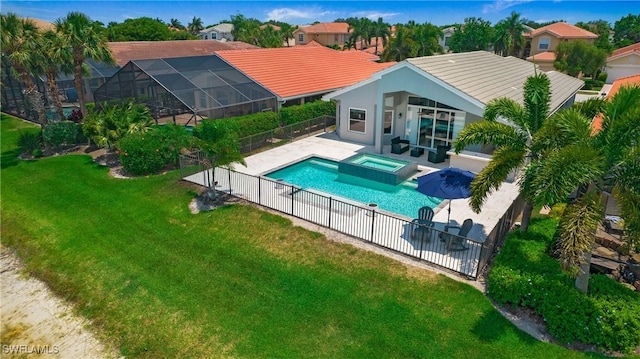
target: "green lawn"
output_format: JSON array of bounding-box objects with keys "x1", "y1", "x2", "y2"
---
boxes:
[{"x1": 1, "y1": 114, "x2": 601, "y2": 358}]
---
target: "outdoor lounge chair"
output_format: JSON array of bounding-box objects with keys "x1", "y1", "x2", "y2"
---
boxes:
[
  {"x1": 410, "y1": 206, "x2": 435, "y2": 241},
  {"x1": 444, "y1": 218, "x2": 473, "y2": 251},
  {"x1": 428, "y1": 145, "x2": 451, "y2": 163},
  {"x1": 391, "y1": 136, "x2": 410, "y2": 154}
]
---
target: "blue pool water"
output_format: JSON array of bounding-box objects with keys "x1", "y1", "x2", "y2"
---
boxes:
[
  {"x1": 265, "y1": 157, "x2": 442, "y2": 219},
  {"x1": 45, "y1": 107, "x2": 78, "y2": 121}
]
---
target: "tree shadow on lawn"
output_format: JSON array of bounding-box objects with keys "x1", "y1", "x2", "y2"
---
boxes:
[{"x1": 1, "y1": 148, "x2": 22, "y2": 169}]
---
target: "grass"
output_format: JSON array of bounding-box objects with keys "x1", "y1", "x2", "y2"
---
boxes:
[{"x1": 0, "y1": 114, "x2": 603, "y2": 358}]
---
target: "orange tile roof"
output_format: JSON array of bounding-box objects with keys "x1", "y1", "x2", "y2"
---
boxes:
[
  {"x1": 526, "y1": 51, "x2": 556, "y2": 62},
  {"x1": 608, "y1": 42, "x2": 640, "y2": 60},
  {"x1": 526, "y1": 22, "x2": 598, "y2": 39},
  {"x1": 216, "y1": 46, "x2": 394, "y2": 99},
  {"x1": 298, "y1": 22, "x2": 350, "y2": 34},
  {"x1": 108, "y1": 40, "x2": 258, "y2": 67},
  {"x1": 591, "y1": 74, "x2": 640, "y2": 133}
]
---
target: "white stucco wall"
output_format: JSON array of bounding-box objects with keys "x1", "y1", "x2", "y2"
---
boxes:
[{"x1": 334, "y1": 81, "x2": 378, "y2": 145}]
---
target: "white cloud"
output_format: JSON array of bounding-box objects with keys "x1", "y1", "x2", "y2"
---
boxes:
[
  {"x1": 482, "y1": 0, "x2": 533, "y2": 14},
  {"x1": 266, "y1": 8, "x2": 334, "y2": 22},
  {"x1": 352, "y1": 11, "x2": 400, "y2": 20}
]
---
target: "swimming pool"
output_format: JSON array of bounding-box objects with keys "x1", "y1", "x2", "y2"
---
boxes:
[
  {"x1": 45, "y1": 107, "x2": 78, "y2": 121},
  {"x1": 265, "y1": 157, "x2": 442, "y2": 219}
]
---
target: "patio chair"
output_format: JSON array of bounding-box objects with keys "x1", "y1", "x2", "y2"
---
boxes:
[
  {"x1": 411, "y1": 206, "x2": 435, "y2": 241},
  {"x1": 391, "y1": 136, "x2": 410, "y2": 154},
  {"x1": 444, "y1": 218, "x2": 473, "y2": 251},
  {"x1": 428, "y1": 145, "x2": 451, "y2": 163}
]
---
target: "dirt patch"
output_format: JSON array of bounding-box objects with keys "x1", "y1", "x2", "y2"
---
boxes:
[{"x1": 0, "y1": 247, "x2": 120, "y2": 358}]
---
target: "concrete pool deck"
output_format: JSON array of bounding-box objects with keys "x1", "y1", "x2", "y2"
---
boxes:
[{"x1": 221, "y1": 131, "x2": 521, "y2": 243}]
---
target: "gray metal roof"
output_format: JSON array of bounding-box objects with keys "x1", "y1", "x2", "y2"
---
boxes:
[{"x1": 406, "y1": 51, "x2": 584, "y2": 113}]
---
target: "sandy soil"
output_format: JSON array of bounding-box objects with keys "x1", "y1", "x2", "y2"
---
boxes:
[{"x1": 0, "y1": 247, "x2": 120, "y2": 358}]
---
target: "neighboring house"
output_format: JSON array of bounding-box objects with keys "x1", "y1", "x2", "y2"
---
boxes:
[
  {"x1": 604, "y1": 42, "x2": 640, "y2": 84},
  {"x1": 591, "y1": 74, "x2": 640, "y2": 132},
  {"x1": 199, "y1": 23, "x2": 234, "y2": 41},
  {"x1": 522, "y1": 22, "x2": 598, "y2": 63},
  {"x1": 215, "y1": 44, "x2": 394, "y2": 106},
  {"x1": 438, "y1": 26, "x2": 456, "y2": 52},
  {"x1": 322, "y1": 51, "x2": 583, "y2": 174},
  {"x1": 525, "y1": 51, "x2": 556, "y2": 72},
  {"x1": 293, "y1": 22, "x2": 350, "y2": 47}
]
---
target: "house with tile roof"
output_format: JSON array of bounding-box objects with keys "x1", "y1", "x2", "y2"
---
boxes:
[
  {"x1": 215, "y1": 45, "x2": 393, "y2": 106},
  {"x1": 591, "y1": 74, "x2": 640, "y2": 133},
  {"x1": 293, "y1": 22, "x2": 350, "y2": 47},
  {"x1": 199, "y1": 23, "x2": 234, "y2": 41},
  {"x1": 323, "y1": 51, "x2": 583, "y2": 174},
  {"x1": 604, "y1": 42, "x2": 640, "y2": 84},
  {"x1": 523, "y1": 22, "x2": 598, "y2": 70}
]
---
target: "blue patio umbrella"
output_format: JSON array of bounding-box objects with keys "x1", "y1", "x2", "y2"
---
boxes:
[{"x1": 416, "y1": 167, "x2": 476, "y2": 225}]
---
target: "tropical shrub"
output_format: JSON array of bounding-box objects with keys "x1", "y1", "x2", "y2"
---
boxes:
[
  {"x1": 192, "y1": 120, "x2": 245, "y2": 168},
  {"x1": 208, "y1": 111, "x2": 279, "y2": 138},
  {"x1": 489, "y1": 217, "x2": 640, "y2": 353},
  {"x1": 17, "y1": 130, "x2": 43, "y2": 156},
  {"x1": 42, "y1": 121, "x2": 80, "y2": 150},
  {"x1": 83, "y1": 101, "x2": 153, "y2": 149},
  {"x1": 117, "y1": 124, "x2": 192, "y2": 175}
]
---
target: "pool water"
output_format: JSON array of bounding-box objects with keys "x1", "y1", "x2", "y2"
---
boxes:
[
  {"x1": 45, "y1": 107, "x2": 77, "y2": 121},
  {"x1": 265, "y1": 157, "x2": 442, "y2": 219},
  {"x1": 348, "y1": 154, "x2": 406, "y2": 172}
]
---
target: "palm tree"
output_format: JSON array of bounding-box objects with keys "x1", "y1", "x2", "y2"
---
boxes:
[
  {"x1": 371, "y1": 17, "x2": 391, "y2": 55},
  {"x1": 453, "y1": 72, "x2": 552, "y2": 232},
  {"x1": 40, "y1": 30, "x2": 72, "y2": 121},
  {"x1": 380, "y1": 25, "x2": 413, "y2": 62},
  {"x1": 279, "y1": 23, "x2": 297, "y2": 47},
  {"x1": 169, "y1": 18, "x2": 185, "y2": 30},
  {"x1": 55, "y1": 12, "x2": 114, "y2": 117},
  {"x1": 1, "y1": 13, "x2": 48, "y2": 125},
  {"x1": 414, "y1": 23, "x2": 443, "y2": 57},
  {"x1": 528, "y1": 85, "x2": 640, "y2": 293},
  {"x1": 494, "y1": 12, "x2": 526, "y2": 57},
  {"x1": 348, "y1": 17, "x2": 373, "y2": 50},
  {"x1": 187, "y1": 16, "x2": 204, "y2": 35}
]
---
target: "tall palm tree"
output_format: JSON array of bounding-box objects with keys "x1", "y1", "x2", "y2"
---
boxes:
[
  {"x1": 371, "y1": 17, "x2": 391, "y2": 55},
  {"x1": 414, "y1": 23, "x2": 443, "y2": 57},
  {"x1": 453, "y1": 72, "x2": 552, "y2": 232},
  {"x1": 169, "y1": 18, "x2": 185, "y2": 30},
  {"x1": 380, "y1": 25, "x2": 413, "y2": 62},
  {"x1": 279, "y1": 23, "x2": 297, "y2": 47},
  {"x1": 529, "y1": 85, "x2": 640, "y2": 293},
  {"x1": 348, "y1": 17, "x2": 373, "y2": 50},
  {"x1": 1, "y1": 13, "x2": 48, "y2": 125},
  {"x1": 187, "y1": 16, "x2": 204, "y2": 35},
  {"x1": 40, "y1": 30, "x2": 72, "y2": 121},
  {"x1": 55, "y1": 12, "x2": 114, "y2": 116},
  {"x1": 494, "y1": 12, "x2": 526, "y2": 57}
]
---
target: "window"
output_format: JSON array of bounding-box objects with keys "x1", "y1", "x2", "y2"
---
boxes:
[
  {"x1": 334, "y1": 34, "x2": 339, "y2": 42},
  {"x1": 298, "y1": 34, "x2": 304, "y2": 43},
  {"x1": 211, "y1": 33, "x2": 217, "y2": 40},
  {"x1": 444, "y1": 36, "x2": 451, "y2": 46},
  {"x1": 384, "y1": 111, "x2": 393, "y2": 134},
  {"x1": 204, "y1": 35, "x2": 208, "y2": 40},
  {"x1": 349, "y1": 108, "x2": 366, "y2": 133},
  {"x1": 538, "y1": 37, "x2": 550, "y2": 50}
]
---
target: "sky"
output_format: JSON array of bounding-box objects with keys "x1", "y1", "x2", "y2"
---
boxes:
[{"x1": 2, "y1": 0, "x2": 638, "y2": 27}]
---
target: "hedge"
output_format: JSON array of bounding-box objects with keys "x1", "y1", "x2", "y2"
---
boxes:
[{"x1": 489, "y1": 217, "x2": 640, "y2": 353}]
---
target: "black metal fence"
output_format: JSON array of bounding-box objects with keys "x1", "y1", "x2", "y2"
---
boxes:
[
  {"x1": 238, "y1": 116, "x2": 335, "y2": 154},
  {"x1": 181, "y1": 166, "x2": 522, "y2": 279}
]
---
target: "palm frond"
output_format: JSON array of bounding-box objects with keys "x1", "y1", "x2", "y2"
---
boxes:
[
  {"x1": 483, "y1": 98, "x2": 527, "y2": 128},
  {"x1": 555, "y1": 190, "x2": 602, "y2": 272},
  {"x1": 532, "y1": 108, "x2": 593, "y2": 154},
  {"x1": 530, "y1": 144, "x2": 605, "y2": 205},
  {"x1": 468, "y1": 146, "x2": 526, "y2": 212},
  {"x1": 453, "y1": 121, "x2": 527, "y2": 153},
  {"x1": 523, "y1": 72, "x2": 551, "y2": 132}
]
